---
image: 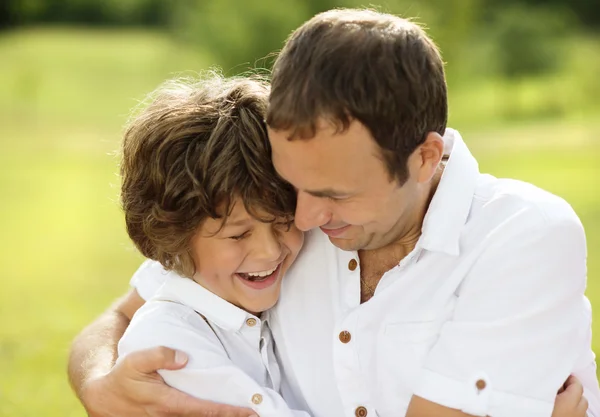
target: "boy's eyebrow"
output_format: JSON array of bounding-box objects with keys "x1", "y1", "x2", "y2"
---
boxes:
[{"x1": 223, "y1": 218, "x2": 253, "y2": 228}]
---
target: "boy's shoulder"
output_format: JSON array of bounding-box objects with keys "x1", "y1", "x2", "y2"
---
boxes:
[
  {"x1": 126, "y1": 297, "x2": 216, "y2": 345},
  {"x1": 133, "y1": 297, "x2": 206, "y2": 328},
  {"x1": 118, "y1": 297, "x2": 221, "y2": 360}
]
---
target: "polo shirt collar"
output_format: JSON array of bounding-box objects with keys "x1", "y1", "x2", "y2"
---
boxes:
[
  {"x1": 419, "y1": 128, "x2": 479, "y2": 256},
  {"x1": 153, "y1": 273, "x2": 257, "y2": 332}
]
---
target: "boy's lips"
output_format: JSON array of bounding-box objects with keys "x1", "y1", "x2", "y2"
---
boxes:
[{"x1": 236, "y1": 262, "x2": 283, "y2": 290}]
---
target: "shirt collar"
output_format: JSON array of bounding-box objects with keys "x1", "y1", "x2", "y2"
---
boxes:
[
  {"x1": 152, "y1": 273, "x2": 257, "y2": 332},
  {"x1": 418, "y1": 128, "x2": 479, "y2": 256}
]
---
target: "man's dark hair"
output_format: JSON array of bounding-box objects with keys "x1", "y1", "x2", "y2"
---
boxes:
[{"x1": 267, "y1": 8, "x2": 448, "y2": 184}]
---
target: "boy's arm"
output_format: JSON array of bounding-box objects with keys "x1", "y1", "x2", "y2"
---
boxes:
[{"x1": 68, "y1": 289, "x2": 251, "y2": 417}]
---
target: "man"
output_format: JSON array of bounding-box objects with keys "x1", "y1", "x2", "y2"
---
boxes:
[{"x1": 69, "y1": 9, "x2": 599, "y2": 417}]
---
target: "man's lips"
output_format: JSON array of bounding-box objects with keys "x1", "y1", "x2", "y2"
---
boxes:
[{"x1": 320, "y1": 225, "x2": 351, "y2": 238}]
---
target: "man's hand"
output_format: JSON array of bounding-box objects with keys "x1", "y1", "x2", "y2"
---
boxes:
[
  {"x1": 552, "y1": 375, "x2": 588, "y2": 417},
  {"x1": 81, "y1": 346, "x2": 255, "y2": 417}
]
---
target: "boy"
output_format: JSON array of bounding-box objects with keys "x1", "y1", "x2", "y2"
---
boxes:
[{"x1": 116, "y1": 74, "x2": 308, "y2": 417}]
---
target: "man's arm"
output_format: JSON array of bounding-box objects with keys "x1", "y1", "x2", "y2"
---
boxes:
[
  {"x1": 405, "y1": 207, "x2": 594, "y2": 416},
  {"x1": 406, "y1": 376, "x2": 589, "y2": 417},
  {"x1": 68, "y1": 289, "x2": 144, "y2": 399},
  {"x1": 68, "y1": 288, "x2": 252, "y2": 417}
]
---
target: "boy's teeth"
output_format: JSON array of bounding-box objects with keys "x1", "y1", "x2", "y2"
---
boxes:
[{"x1": 246, "y1": 266, "x2": 277, "y2": 277}]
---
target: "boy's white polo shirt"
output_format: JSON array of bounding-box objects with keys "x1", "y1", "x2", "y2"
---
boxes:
[
  {"x1": 120, "y1": 264, "x2": 309, "y2": 417},
  {"x1": 131, "y1": 129, "x2": 600, "y2": 417}
]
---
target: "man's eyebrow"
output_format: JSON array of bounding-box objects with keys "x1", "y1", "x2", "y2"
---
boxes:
[{"x1": 304, "y1": 188, "x2": 350, "y2": 199}]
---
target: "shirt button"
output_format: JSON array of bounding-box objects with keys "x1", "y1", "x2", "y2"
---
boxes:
[
  {"x1": 339, "y1": 330, "x2": 352, "y2": 343},
  {"x1": 251, "y1": 393, "x2": 263, "y2": 404},
  {"x1": 476, "y1": 379, "x2": 487, "y2": 390},
  {"x1": 355, "y1": 406, "x2": 368, "y2": 417},
  {"x1": 348, "y1": 259, "x2": 358, "y2": 271},
  {"x1": 246, "y1": 318, "x2": 257, "y2": 327}
]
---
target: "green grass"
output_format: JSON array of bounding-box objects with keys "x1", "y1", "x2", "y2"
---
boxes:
[{"x1": 0, "y1": 27, "x2": 598, "y2": 417}]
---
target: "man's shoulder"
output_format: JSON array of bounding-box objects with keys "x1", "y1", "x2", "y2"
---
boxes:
[{"x1": 471, "y1": 175, "x2": 581, "y2": 232}]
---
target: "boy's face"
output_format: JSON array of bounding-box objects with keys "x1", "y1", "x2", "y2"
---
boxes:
[{"x1": 190, "y1": 197, "x2": 304, "y2": 315}]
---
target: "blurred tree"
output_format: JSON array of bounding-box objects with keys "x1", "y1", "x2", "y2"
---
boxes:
[
  {"x1": 486, "y1": 0, "x2": 600, "y2": 29},
  {"x1": 167, "y1": 0, "x2": 483, "y2": 77},
  {"x1": 169, "y1": 0, "x2": 311, "y2": 73},
  {"x1": 5, "y1": 0, "x2": 172, "y2": 27},
  {"x1": 490, "y1": 5, "x2": 569, "y2": 78}
]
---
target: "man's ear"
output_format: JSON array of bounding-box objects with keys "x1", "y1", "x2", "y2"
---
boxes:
[{"x1": 415, "y1": 132, "x2": 444, "y2": 184}]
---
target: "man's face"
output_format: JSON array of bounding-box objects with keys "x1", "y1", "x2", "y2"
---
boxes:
[{"x1": 269, "y1": 119, "x2": 432, "y2": 252}]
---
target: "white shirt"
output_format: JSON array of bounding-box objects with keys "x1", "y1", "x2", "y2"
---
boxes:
[
  {"x1": 132, "y1": 129, "x2": 600, "y2": 417},
  {"x1": 118, "y1": 264, "x2": 310, "y2": 417}
]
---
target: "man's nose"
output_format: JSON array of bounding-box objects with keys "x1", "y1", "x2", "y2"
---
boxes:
[{"x1": 294, "y1": 191, "x2": 330, "y2": 231}]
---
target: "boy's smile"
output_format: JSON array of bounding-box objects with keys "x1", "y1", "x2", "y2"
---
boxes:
[
  {"x1": 189, "y1": 197, "x2": 304, "y2": 315},
  {"x1": 236, "y1": 261, "x2": 283, "y2": 290}
]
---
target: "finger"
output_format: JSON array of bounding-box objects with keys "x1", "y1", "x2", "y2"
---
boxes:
[
  {"x1": 576, "y1": 396, "x2": 589, "y2": 416},
  {"x1": 564, "y1": 376, "x2": 584, "y2": 398},
  {"x1": 557, "y1": 374, "x2": 578, "y2": 394},
  {"x1": 124, "y1": 346, "x2": 189, "y2": 374},
  {"x1": 564, "y1": 375, "x2": 580, "y2": 388}
]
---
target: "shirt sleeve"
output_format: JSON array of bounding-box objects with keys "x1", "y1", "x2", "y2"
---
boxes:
[
  {"x1": 117, "y1": 301, "x2": 311, "y2": 417},
  {"x1": 129, "y1": 260, "x2": 172, "y2": 301},
  {"x1": 413, "y1": 208, "x2": 595, "y2": 417}
]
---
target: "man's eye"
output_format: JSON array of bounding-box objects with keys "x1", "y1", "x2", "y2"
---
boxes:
[
  {"x1": 229, "y1": 231, "x2": 250, "y2": 241},
  {"x1": 327, "y1": 195, "x2": 344, "y2": 202}
]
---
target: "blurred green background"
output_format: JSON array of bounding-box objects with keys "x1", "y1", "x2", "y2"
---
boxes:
[{"x1": 0, "y1": 0, "x2": 599, "y2": 416}]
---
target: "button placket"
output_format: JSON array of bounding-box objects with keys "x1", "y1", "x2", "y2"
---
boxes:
[
  {"x1": 333, "y1": 311, "x2": 372, "y2": 416},
  {"x1": 241, "y1": 316, "x2": 262, "y2": 352},
  {"x1": 342, "y1": 254, "x2": 361, "y2": 309}
]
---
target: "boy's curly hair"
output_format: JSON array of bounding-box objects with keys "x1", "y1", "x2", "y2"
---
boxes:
[{"x1": 120, "y1": 74, "x2": 296, "y2": 277}]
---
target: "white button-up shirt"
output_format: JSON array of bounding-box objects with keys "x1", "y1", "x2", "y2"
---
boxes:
[
  {"x1": 118, "y1": 263, "x2": 309, "y2": 417},
  {"x1": 132, "y1": 129, "x2": 600, "y2": 417}
]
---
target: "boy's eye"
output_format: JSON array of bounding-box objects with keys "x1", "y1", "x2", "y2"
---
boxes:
[
  {"x1": 274, "y1": 218, "x2": 295, "y2": 232},
  {"x1": 228, "y1": 231, "x2": 250, "y2": 241}
]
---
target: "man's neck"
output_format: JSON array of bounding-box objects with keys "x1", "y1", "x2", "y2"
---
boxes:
[
  {"x1": 358, "y1": 168, "x2": 443, "y2": 302},
  {"x1": 358, "y1": 226, "x2": 421, "y2": 275}
]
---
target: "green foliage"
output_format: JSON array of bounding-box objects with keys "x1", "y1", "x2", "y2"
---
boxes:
[
  {"x1": 488, "y1": 5, "x2": 570, "y2": 79},
  {"x1": 168, "y1": 0, "x2": 310, "y2": 72}
]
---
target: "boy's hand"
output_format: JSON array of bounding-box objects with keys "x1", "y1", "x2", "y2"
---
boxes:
[
  {"x1": 81, "y1": 346, "x2": 255, "y2": 417},
  {"x1": 552, "y1": 375, "x2": 588, "y2": 417}
]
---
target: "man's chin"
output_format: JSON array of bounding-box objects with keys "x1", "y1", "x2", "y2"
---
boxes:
[{"x1": 327, "y1": 235, "x2": 364, "y2": 252}]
